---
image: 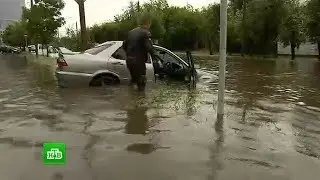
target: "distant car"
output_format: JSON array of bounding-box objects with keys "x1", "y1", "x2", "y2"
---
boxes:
[
  {"x1": 0, "y1": 45, "x2": 21, "y2": 54},
  {"x1": 55, "y1": 41, "x2": 212, "y2": 87},
  {"x1": 28, "y1": 45, "x2": 36, "y2": 52}
]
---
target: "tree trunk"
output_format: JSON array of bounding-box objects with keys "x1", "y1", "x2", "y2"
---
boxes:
[
  {"x1": 41, "y1": 44, "x2": 44, "y2": 56},
  {"x1": 291, "y1": 43, "x2": 296, "y2": 60},
  {"x1": 240, "y1": 3, "x2": 247, "y2": 56},
  {"x1": 274, "y1": 41, "x2": 278, "y2": 58},
  {"x1": 207, "y1": 37, "x2": 213, "y2": 55},
  {"x1": 78, "y1": 0, "x2": 88, "y2": 52},
  {"x1": 35, "y1": 44, "x2": 38, "y2": 56},
  {"x1": 317, "y1": 41, "x2": 320, "y2": 60},
  {"x1": 46, "y1": 45, "x2": 49, "y2": 57}
]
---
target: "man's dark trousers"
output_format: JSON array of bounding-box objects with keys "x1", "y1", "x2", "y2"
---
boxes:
[{"x1": 126, "y1": 58, "x2": 146, "y2": 91}]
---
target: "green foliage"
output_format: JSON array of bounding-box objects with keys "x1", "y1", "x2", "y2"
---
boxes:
[
  {"x1": 3, "y1": 0, "x2": 319, "y2": 58},
  {"x1": 55, "y1": 0, "x2": 316, "y2": 57},
  {"x1": 280, "y1": 0, "x2": 306, "y2": 48},
  {"x1": 89, "y1": 23, "x2": 119, "y2": 43},
  {"x1": 23, "y1": 0, "x2": 65, "y2": 46},
  {"x1": 305, "y1": 0, "x2": 320, "y2": 43},
  {"x1": 202, "y1": 3, "x2": 220, "y2": 54},
  {"x1": 2, "y1": 21, "x2": 28, "y2": 47},
  {"x1": 57, "y1": 28, "x2": 81, "y2": 51},
  {"x1": 161, "y1": 5, "x2": 203, "y2": 50}
]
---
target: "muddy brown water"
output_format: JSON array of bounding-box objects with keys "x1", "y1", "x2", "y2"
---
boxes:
[{"x1": 0, "y1": 55, "x2": 320, "y2": 180}]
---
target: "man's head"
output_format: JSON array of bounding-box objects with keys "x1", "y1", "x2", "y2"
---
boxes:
[{"x1": 139, "y1": 12, "x2": 152, "y2": 29}]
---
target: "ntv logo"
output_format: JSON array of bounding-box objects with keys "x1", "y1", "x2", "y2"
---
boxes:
[
  {"x1": 43, "y1": 143, "x2": 66, "y2": 165},
  {"x1": 47, "y1": 148, "x2": 63, "y2": 160}
]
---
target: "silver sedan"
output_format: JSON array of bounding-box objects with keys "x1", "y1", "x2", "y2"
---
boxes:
[{"x1": 55, "y1": 41, "x2": 212, "y2": 87}]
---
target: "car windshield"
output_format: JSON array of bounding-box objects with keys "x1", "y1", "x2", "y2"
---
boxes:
[{"x1": 84, "y1": 42, "x2": 115, "y2": 55}]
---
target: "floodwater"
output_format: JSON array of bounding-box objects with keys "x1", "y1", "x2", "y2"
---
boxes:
[{"x1": 0, "y1": 54, "x2": 320, "y2": 180}]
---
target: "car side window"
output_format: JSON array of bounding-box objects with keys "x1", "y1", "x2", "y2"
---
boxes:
[
  {"x1": 85, "y1": 43, "x2": 114, "y2": 55},
  {"x1": 154, "y1": 48, "x2": 181, "y2": 65},
  {"x1": 112, "y1": 47, "x2": 152, "y2": 64},
  {"x1": 112, "y1": 47, "x2": 127, "y2": 60}
]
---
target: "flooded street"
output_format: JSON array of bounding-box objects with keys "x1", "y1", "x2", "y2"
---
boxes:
[{"x1": 0, "y1": 54, "x2": 320, "y2": 180}]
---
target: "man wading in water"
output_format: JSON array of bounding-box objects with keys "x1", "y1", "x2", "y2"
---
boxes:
[{"x1": 122, "y1": 13, "x2": 156, "y2": 91}]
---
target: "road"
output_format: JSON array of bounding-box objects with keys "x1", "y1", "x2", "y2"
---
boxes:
[{"x1": 0, "y1": 54, "x2": 320, "y2": 180}]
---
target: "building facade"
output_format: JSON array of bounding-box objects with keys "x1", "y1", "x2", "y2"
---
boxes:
[{"x1": 0, "y1": 0, "x2": 25, "y2": 42}]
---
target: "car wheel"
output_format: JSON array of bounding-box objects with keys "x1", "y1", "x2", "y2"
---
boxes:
[{"x1": 90, "y1": 74, "x2": 119, "y2": 86}]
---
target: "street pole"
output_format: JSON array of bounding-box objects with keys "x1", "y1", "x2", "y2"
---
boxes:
[
  {"x1": 75, "y1": 0, "x2": 88, "y2": 52},
  {"x1": 217, "y1": 0, "x2": 228, "y2": 120}
]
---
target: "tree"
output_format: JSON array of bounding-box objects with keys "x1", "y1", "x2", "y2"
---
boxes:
[
  {"x1": 57, "y1": 27, "x2": 81, "y2": 51},
  {"x1": 138, "y1": 10, "x2": 165, "y2": 42},
  {"x1": 161, "y1": 5, "x2": 202, "y2": 50},
  {"x1": 230, "y1": 0, "x2": 252, "y2": 56},
  {"x1": 23, "y1": 0, "x2": 65, "y2": 56},
  {"x1": 279, "y1": 0, "x2": 306, "y2": 60},
  {"x1": 202, "y1": 4, "x2": 220, "y2": 55},
  {"x1": 306, "y1": 0, "x2": 320, "y2": 59},
  {"x1": 67, "y1": 0, "x2": 313, "y2": 57},
  {"x1": 2, "y1": 21, "x2": 28, "y2": 49},
  {"x1": 75, "y1": 0, "x2": 88, "y2": 52}
]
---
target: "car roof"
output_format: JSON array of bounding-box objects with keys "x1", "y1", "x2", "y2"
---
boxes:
[
  {"x1": 95, "y1": 41, "x2": 189, "y2": 66},
  {"x1": 99, "y1": 41, "x2": 165, "y2": 50}
]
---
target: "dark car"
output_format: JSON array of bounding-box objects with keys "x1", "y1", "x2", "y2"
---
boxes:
[{"x1": 0, "y1": 45, "x2": 21, "y2": 54}]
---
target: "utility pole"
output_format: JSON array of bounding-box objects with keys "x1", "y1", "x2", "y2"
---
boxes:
[
  {"x1": 217, "y1": 0, "x2": 228, "y2": 120},
  {"x1": 75, "y1": 0, "x2": 88, "y2": 52}
]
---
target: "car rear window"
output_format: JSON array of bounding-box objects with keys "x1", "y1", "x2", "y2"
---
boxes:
[{"x1": 85, "y1": 42, "x2": 115, "y2": 55}]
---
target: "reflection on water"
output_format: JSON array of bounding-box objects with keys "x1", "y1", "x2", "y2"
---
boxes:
[
  {"x1": 125, "y1": 91, "x2": 149, "y2": 135},
  {"x1": 208, "y1": 115, "x2": 225, "y2": 180},
  {"x1": 0, "y1": 55, "x2": 320, "y2": 180}
]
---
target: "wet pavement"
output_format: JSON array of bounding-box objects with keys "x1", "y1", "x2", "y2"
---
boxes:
[{"x1": 0, "y1": 54, "x2": 320, "y2": 180}]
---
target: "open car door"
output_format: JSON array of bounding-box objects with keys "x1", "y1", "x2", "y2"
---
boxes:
[{"x1": 152, "y1": 47, "x2": 189, "y2": 80}]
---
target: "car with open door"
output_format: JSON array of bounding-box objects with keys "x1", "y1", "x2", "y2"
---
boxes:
[{"x1": 55, "y1": 41, "x2": 209, "y2": 87}]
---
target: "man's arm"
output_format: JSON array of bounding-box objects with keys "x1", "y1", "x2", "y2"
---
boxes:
[
  {"x1": 144, "y1": 31, "x2": 155, "y2": 56},
  {"x1": 122, "y1": 39, "x2": 128, "y2": 52},
  {"x1": 144, "y1": 31, "x2": 163, "y2": 65}
]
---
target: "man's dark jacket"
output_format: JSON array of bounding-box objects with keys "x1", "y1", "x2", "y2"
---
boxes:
[{"x1": 122, "y1": 27, "x2": 154, "y2": 67}]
